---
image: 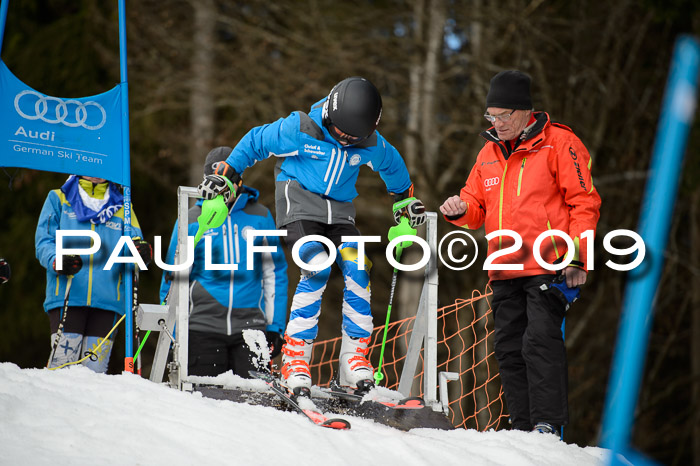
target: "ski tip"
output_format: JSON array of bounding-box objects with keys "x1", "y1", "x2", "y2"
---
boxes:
[
  {"x1": 380, "y1": 396, "x2": 425, "y2": 409},
  {"x1": 322, "y1": 418, "x2": 352, "y2": 430},
  {"x1": 396, "y1": 397, "x2": 425, "y2": 409}
]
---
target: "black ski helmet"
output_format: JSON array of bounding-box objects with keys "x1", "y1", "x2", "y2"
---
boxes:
[{"x1": 322, "y1": 77, "x2": 382, "y2": 144}]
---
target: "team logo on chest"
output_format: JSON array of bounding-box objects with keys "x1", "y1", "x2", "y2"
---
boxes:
[
  {"x1": 484, "y1": 177, "x2": 500, "y2": 191},
  {"x1": 304, "y1": 144, "x2": 325, "y2": 157},
  {"x1": 349, "y1": 154, "x2": 361, "y2": 166},
  {"x1": 241, "y1": 226, "x2": 254, "y2": 242}
]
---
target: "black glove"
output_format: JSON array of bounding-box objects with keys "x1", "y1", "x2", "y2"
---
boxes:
[
  {"x1": 266, "y1": 331, "x2": 284, "y2": 359},
  {"x1": 53, "y1": 255, "x2": 83, "y2": 275},
  {"x1": 212, "y1": 161, "x2": 240, "y2": 184},
  {"x1": 0, "y1": 258, "x2": 10, "y2": 284},
  {"x1": 133, "y1": 238, "x2": 153, "y2": 266}
]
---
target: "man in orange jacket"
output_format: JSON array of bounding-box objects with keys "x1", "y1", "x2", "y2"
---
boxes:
[{"x1": 440, "y1": 70, "x2": 601, "y2": 437}]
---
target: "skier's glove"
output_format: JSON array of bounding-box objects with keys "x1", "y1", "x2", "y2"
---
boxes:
[
  {"x1": 540, "y1": 274, "x2": 580, "y2": 312},
  {"x1": 266, "y1": 331, "x2": 284, "y2": 359},
  {"x1": 0, "y1": 258, "x2": 10, "y2": 284},
  {"x1": 212, "y1": 161, "x2": 240, "y2": 183},
  {"x1": 198, "y1": 161, "x2": 241, "y2": 200},
  {"x1": 53, "y1": 254, "x2": 83, "y2": 276},
  {"x1": 198, "y1": 174, "x2": 232, "y2": 201},
  {"x1": 392, "y1": 197, "x2": 426, "y2": 228},
  {"x1": 133, "y1": 237, "x2": 153, "y2": 266},
  {"x1": 198, "y1": 172, "x2": 242, "y2": 204}
]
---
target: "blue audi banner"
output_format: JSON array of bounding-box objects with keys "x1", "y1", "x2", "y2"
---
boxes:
[{"x1": 0, "y1": 60, "x2": 125, "y2": 184}]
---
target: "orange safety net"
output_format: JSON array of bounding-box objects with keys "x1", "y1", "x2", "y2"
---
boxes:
[{"x1": 309, "y1": 286, "x2": 509, "y2": 431}]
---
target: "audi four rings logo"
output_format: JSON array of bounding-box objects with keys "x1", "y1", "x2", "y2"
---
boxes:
[
  {"x1": 484, "y1": 177, "x2": 500, "y2": 187},
  {"x1": 14, "y1": 90, "x2": 107, "y2": 130}
]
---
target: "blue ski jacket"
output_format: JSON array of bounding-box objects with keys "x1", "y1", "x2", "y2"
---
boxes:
[
  {"x1": 35, "y1": 183, "x2": 144, "y2": 315},
  {"x1": 224, "y1": 98, "x2": 413, "y2": 204},
  {"x1": 159, "y1": 186, "x2": 288, "y2": 336}
]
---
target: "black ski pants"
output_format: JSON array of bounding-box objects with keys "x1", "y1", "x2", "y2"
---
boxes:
[
  {"x1": 490, "y1": 274, "x2": 568, "y2": 430},
  {"x1": 48, "y1": 306, "x2": 119, "y2": 337},
  {"x1": 188, "y1": 330, "x2": 263, "y2": 378}
]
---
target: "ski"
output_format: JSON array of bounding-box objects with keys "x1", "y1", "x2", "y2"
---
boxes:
[
  {"x1": 249, "y1": 370, "x2": 351, "y2": 430},
  {"x1": 323, "y1": 380, "x2": 425, "y2": 410},
  {"x1": 318, "y1": 380, "x2": 452, "y2": 431},
  {"x1": 324, "y1": 389, "x2": 425, "y2": 409}
]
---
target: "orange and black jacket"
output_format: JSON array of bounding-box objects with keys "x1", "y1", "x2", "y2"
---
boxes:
[{"x1": 445, "y1": 112, "x2": 601, "y2": 281}]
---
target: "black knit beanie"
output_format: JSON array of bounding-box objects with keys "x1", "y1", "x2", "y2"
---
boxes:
[
  {"x1": 485, "y1": 70, "x2": 533, "y2": 110},
  {"x1": 203, "y1": 146, "x2": 233, "y2": 176}
]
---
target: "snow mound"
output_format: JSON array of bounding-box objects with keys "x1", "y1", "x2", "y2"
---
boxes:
[{"x1": 0, "y1": 363, "x2": 607, "y2": 465}]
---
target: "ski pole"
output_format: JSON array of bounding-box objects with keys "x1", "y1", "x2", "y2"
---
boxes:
[
  {"x1": 47, "y1": 275, "x2": 73, "y2": 368},
  {"x1": 374, "y1": 217, "x2": 416, "y2": 385},
  {"x1": 133, "y1": 330, "x2": 151, "y2": 362},
  {"x1": 133, "y1": 266, "x2": 142, "y2": 375},
  {"x1": 374, "y1": 245, "x2": 403, "y2": 385}
]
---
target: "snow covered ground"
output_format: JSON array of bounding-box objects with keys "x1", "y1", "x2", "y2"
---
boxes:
[{"x1": 0, "y1": 362, "x2": 607, "y2": 465}]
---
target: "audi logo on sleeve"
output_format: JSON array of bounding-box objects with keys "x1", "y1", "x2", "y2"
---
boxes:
[
  {"x1": 14, "y1": 90, "x2": 107, "y2": 130},
  {"x1": 484, "y1": 177, "x2": 500, "y2": 190}
]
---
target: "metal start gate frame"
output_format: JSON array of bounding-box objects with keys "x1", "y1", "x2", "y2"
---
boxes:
[{"x1": 140, "y1": 187, "x2": 457, "y2": 412}]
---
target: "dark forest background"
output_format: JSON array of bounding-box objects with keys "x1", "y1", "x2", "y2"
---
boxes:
[{"x1": 0, "y1": 1, "x2": 699, "y2": 464}]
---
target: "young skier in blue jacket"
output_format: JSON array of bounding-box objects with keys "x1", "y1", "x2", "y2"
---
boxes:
[
  {"x1": 197, "y1": 77, "x2": 426, "y2": 395},
  {"x1": 160, "y1": 147, "x2": 288, "y2": 378},
  {"x1": 36, "y1": 175, "x2": 151, "y2": 372}
]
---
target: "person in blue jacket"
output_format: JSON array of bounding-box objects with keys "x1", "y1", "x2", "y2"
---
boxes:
[
  {"x1": 160, "y1": 147, "x2": 288, "y2": 379},
  {"x1": 197, "y1": 77, "x2": 426, "y2": 395},
  {"x1": 35, "y1": 175, "x2": 152, "y2": 372}
]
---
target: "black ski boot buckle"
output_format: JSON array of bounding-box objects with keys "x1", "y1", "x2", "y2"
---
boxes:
[
  {"x1": 291, "y1": 386, "x2": 311, "y2": 400},
  {"x1": 354, "y1": 379, "x2": 375, "y2": 396}
]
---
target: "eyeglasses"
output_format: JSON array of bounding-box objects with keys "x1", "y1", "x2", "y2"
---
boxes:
[
  {"x1": 329, "y1": 124, "x2": 363, "y2": 145},
  {"x1": 484, "y1": 109, "x2": 516, "y2": 123}
]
